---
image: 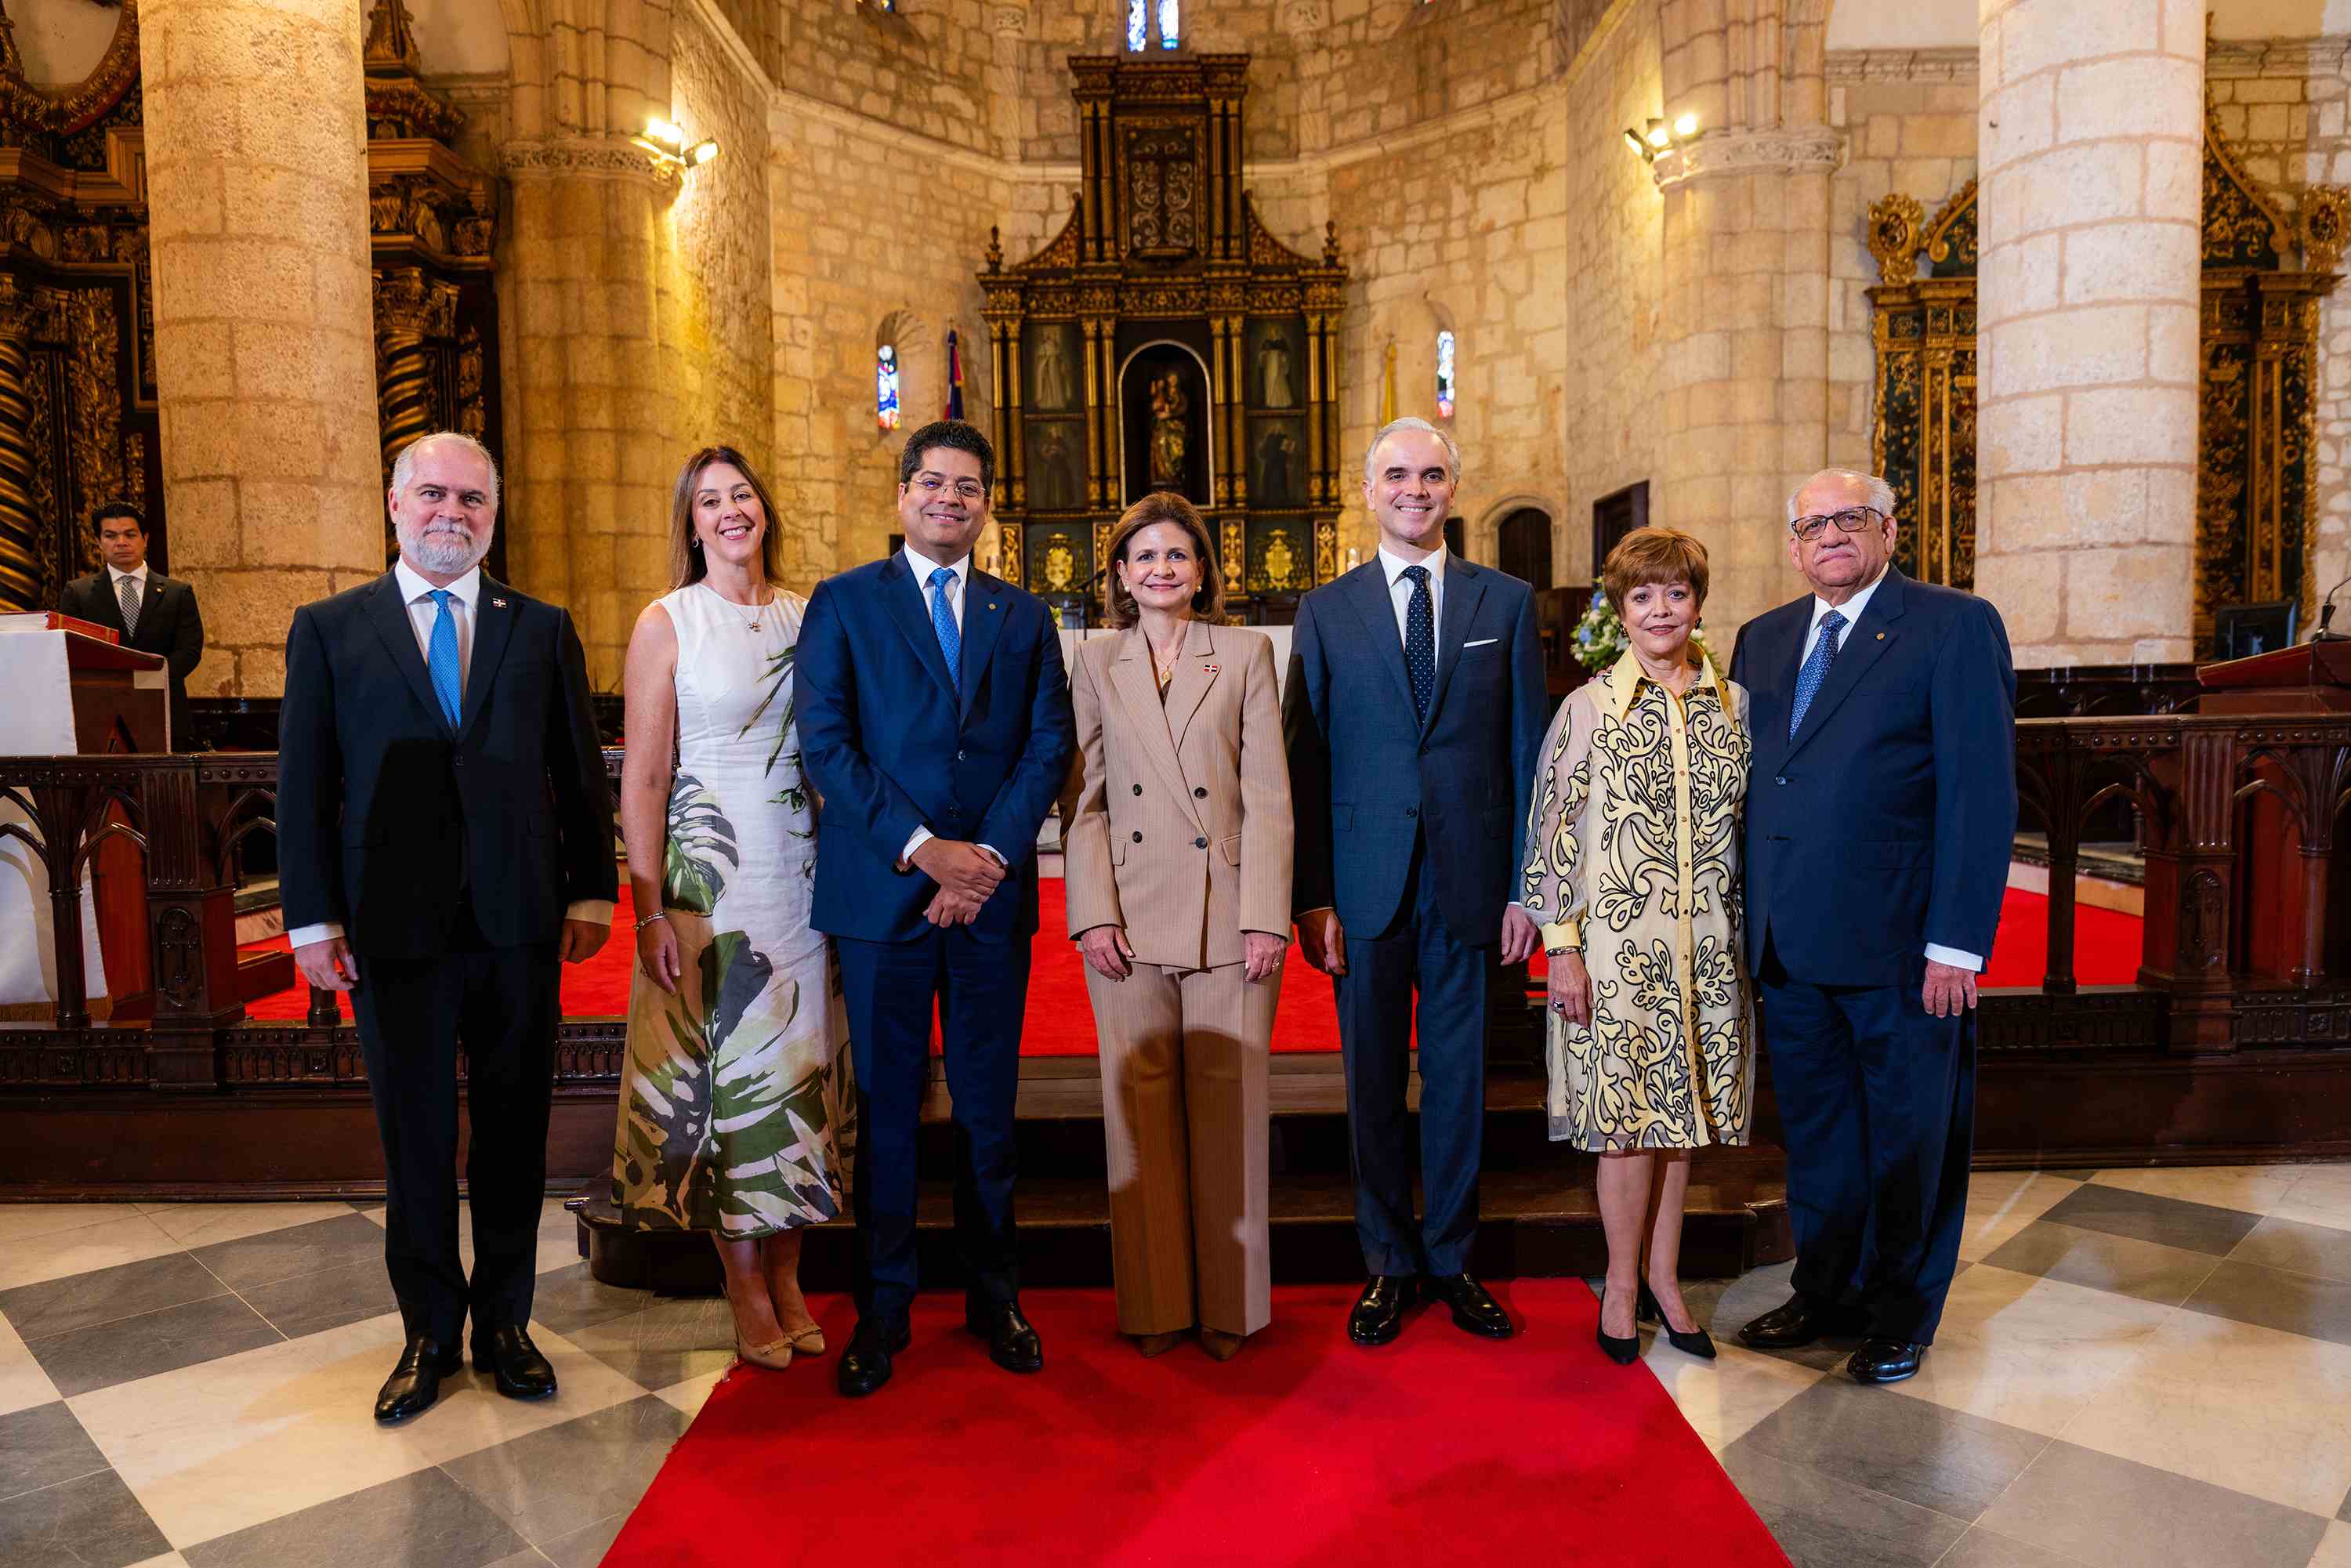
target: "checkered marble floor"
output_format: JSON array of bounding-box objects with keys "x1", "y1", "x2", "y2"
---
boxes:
[{"x1": 5, "y1": 1165, "x2": 2351, "y2": 1568}]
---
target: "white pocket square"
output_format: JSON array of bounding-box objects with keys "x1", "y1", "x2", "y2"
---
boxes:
[{"x1": 1463, "y1": 637, "x2": 1498, "y2": 647}]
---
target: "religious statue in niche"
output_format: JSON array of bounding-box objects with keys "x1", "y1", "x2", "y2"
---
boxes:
[
  {"x1": 1041, "y1": 531, "x2": 1080, "y2": 594},
  {"x1": 1030, "y1": 324, "x2": 1078, "y2": 412},
  {"x1": 1255, "y1": 424, "x2": 1299, "y2": 507},
  {"x1": 1119, "y1": 344, "x2": 1208, "y2": 504},
  {"x1": 1255, "y1": 324, "x2": 1296, "y2": 407},
  {"x1": 1149, "y1": 371, "x2": 1190, "y2": 488}
]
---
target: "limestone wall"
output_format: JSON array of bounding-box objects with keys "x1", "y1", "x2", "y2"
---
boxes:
[
  {"x1": 1559, "y1": 0, "x2": 1666, "y2": 592},
  {"x1": 1825, "y1": 53, "x2": 1979, "y2": 473},
  {"x1": 777, "y1": 0, "x2": 1009, "y2": 158}
]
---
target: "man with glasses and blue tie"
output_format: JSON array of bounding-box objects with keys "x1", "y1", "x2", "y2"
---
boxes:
[
  {"x1": 1730, "y1": 468, "x2": 2016, "y2": 1387},
  {"x1": 278, "y1": 431, "x2": 616, "y2": 1423},
  {"x1": 796, "y1": 419, "x2": 1074, "y2": 1396}
]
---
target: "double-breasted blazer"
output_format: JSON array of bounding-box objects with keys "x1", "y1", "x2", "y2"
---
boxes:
[{"x1": 1063, "y1": 621, "x2": 1293, "y2": 972}]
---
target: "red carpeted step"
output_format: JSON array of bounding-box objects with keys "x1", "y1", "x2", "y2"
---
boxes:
[
  {"x1": 600, "y1": 1280, "x2": 1788, "y2": 1568},
  {"x1": 237, "y1": 883, "x2": 2142, "y2": 1044}
]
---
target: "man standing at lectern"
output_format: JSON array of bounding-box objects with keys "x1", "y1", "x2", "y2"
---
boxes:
[
  {"x1": 277, "y1": 431, "x2": 616, "y2": 1423},
  {"x1": 58, "y1": 502, "x2": 205, "y2": 750}
]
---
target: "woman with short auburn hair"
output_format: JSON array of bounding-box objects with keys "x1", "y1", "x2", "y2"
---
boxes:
[
  {"x1": 1521, "y1": 523, "x2": 1755, "y2": 1365},
  {"x1": 1063, "y1": 491, "x2": 1291, "y2": 1360}
]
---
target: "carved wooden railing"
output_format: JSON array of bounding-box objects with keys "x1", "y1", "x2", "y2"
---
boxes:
[{"x1": 9, "y1": 718, "x2": 2351, "y2": 1092}]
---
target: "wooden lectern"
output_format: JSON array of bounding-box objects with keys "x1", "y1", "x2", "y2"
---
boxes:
[{"x1": 2192, "y1": 639, "x2": 2351, "y2": 984}]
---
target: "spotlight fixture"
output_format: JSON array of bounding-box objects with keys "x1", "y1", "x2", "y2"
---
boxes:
[
  {"x1": 632, "y1": 116, "x2": 719, "y2": 172},
  {"x1": 1645, "y1": 118, "x2": 1671, "y2": 149},
  {"x1": 1622, "y1": 113, "x2": 1701, "y2": 163},
  {"x1": 1673, "y1": 111, "x2": 1699, "y2": 137}
]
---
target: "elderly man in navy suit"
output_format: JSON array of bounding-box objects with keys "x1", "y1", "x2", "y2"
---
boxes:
[
  {"x1": 1731, "y1": 467, "x2": 2016, "y2": 1386},
  {"x1": 796, "y1": 420, "x2": 1074, "y2": 1397},
  {"x1": 1285, "y1": 417, "x2": 1549, "y2": 1347}
]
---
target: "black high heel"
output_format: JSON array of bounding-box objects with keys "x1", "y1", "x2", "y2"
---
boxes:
[
  {"x1": 1596, "y1": 1287, "x2": 1640, "y2": 1365},
  {"x1": 1639, "y1": 1281, "x2": 1716, "y2": 1360}
]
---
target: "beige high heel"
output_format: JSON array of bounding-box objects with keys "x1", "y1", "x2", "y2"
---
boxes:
[
  {"x1": 784, "y1": 1321, "x2": 826, "y2": 1356},
  {"x1": 735, "y1": 1334, "x2": 794, "y2": 1371}
]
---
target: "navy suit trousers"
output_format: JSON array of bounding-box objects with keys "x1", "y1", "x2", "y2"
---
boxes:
[
  {"x1": 1758, "y1": 943, "x2": 1976, "y2": 1343},
  {"x1": 1332, "y1": 835, "x2": 1487, "y2": 1277},
  {"x1": 837, "y1": 926, "x2": 1031, "y2": 1317}
]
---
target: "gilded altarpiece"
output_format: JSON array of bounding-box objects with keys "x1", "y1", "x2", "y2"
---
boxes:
[
  {"x1": 1868, "y1": 109, "x2": 2348, "y2": 654},
  {"x1": 979, "y1": 55, "x2": 1346, "y2": 624},
  {"x1": 0, "y1": 1, "x2": 157, "y2": 613}
]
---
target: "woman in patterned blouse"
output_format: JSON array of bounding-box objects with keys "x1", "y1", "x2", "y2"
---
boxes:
[{"x1": 1520, "y1": 526, "x2": 1755, "y2": 1365}]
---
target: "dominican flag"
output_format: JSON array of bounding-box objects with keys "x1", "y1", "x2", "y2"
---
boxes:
[{"x1": 944, "y1": 330, "x2": 965, "y2": 421}]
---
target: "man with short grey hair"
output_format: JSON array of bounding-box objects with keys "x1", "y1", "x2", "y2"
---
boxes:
[
  {"x1": 1286, "y1": 415, "x2": 1548, "y2": 1347},
  {"x1": 278, "y1": 429, "x2": 616, "y2": 1423},
  {"x1": 1731, "y1": 466, "x2": 2016, "y2": 1386}
]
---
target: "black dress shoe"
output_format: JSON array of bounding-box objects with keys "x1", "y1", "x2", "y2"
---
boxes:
[
  {"x1": 965, "y1": 1298, "x2": 1044, "y2": 1374},
  {"x1": 1737, "y1": 1293, "x2": 1852, "y2": 1349},
  {"x1": 374, "y1": 1334, "x2": 464, "y2": 1424},
  {"x1": 1848, "y1": 1337, "x2": 1925, "y2": 1385},
  {"x1": 1425, "y1": 1273, "x2": 1516, "y2": 1340},
  {"x1": 1347, "y1": 1275, "x2": 1417, "y2": 1346},
  {"x1": 838, "y1": 1313, "x2": 911, "y2": 1397},
  {"x1": 472, "y1": 1324, "x2": 557, "y2": 1400},
  {"x1": 1639, "y1": 1283, "x2": 1717, "y2": 1360}
]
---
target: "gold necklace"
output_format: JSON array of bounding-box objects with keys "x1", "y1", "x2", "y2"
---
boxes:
[
  {"x1": 1149, "y1": 631, "x2": 1186, "y2": 688},
  {"x1": 711, "y1": 580, "x2": 771, "y2": 632}
]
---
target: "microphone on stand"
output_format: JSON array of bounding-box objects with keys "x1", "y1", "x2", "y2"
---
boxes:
[{"x1": 2316, "y1": 573, "x2": 2351, "y2": 641}]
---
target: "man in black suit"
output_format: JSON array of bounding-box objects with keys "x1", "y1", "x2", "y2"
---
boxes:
[
  {"x1": 1731, "y1": 467, "x2": 2016, "y2": 1387},
  {"x1": 277, "y1": 431, "x2": 616, "y2": 1422},
  {"x1": 58, "y1": 502, "x2": 204, "y2": 749}
]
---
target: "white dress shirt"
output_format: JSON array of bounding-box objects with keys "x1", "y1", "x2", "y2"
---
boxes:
[
  {"x1": 287, "y1": 557, "x2": 612, "y2": 951},
  {"x1": 897, "y1": 544, "x2": 1001, "y2": 868},
  {"x1": 107, "y1": 562, "x2": 150, "y2": 592},
  {"x1": 1376, "y1": 543, "x2": 1447, "y2": 647},
  {"x1": 1798, "y1": 565, "x2": 1980, "y2": 974}
]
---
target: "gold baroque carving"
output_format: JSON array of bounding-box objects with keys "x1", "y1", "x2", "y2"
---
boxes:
[
  {"x1": 2303, "y1": 185, "x2": 2351, "y2": 272},
  {"x1": 1866, "y1": 193, "x2": 1924, "y2": 285},
  {"x1": 0, "y1": 0, "x2": 141, "y2": 141}
]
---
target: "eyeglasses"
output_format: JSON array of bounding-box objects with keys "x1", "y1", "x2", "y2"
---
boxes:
[
  {"x1": 1788, "y1": 505, "x2": 1886, "y2": 541},
  {"x1": 909, "y1": 475, "x2": 986, "y2": 502}
]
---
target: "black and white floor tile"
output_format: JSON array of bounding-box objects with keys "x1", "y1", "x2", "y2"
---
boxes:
[{"x1": 4, "y1": 1164, "x2": 2351, "y2": 1566}]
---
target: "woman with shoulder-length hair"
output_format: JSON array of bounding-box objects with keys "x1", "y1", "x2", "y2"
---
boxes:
[
  {"x1": 1521, "y1": 525, "x2": 1755, "y2": 1365},
  {"x1": 610, "y1": 445, "x2": 853, "y2": 1372},
  {"x1": 1063, "y1": 492, "x2": 1293, "y2": 1360}
]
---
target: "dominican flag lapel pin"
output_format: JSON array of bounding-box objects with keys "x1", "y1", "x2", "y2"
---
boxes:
[
  {"x1": 1201, "y1": 663, "x2": 1219, "y2": 675},
  {"x1": 491, "y1": 597, "x2": 508, "y2": 609}
]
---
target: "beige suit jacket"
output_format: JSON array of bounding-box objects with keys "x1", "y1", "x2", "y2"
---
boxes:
[{"x1": 1063, "y1": 621, "x2": 1293, "y2": 970}]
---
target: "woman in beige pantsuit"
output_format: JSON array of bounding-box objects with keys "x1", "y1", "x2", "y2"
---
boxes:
[{"x1": 1065, "y1": 493, "x2": 1293, "y2": 1361}]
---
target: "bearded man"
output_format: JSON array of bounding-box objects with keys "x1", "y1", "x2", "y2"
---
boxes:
[{"x1": 277, "y1": 431, "x2": 617, "y2": 1422}]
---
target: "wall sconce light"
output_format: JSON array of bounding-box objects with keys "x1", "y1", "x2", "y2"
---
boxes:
[
  {"x1": 1623, "y1": 112, "x2": 1700, "y2": 162},
  {"x1": 633, "y1": 116, "x2": 719, "y2": 170}
]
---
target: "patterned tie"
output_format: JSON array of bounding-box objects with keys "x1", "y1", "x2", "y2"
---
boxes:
[
  {"x1": 1401, "y1": 564, "x2": 1436, "y2": 723},
  {"x1": 1788, "y1": 608, "x2": 1846, "y2": 738},
  {"x1": 426, "y1": 588, "x2": 462, "y2": 730},
  {"x1": 117, "y1": 574, "x2": 140, "y2": 639},
  {"x1": 929, "y1": 566, "x2": 962, "y2": 697}
]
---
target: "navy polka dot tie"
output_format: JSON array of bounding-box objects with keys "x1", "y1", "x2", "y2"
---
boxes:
[{"x1": 1402, "y1": 564, "x2": 1435, "y2": 723}]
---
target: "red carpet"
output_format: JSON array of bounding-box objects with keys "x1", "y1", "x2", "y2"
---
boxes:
[
  {"x1": 601, "y1": 1280, "x2": 1789, "y2": 1568},
  {"x1": 239, "y1": 882, "x2": 2141, "y2": 1041}
]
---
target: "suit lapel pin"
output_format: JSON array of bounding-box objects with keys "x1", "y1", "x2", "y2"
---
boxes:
[
  {"x1": 1875, "y1": 631, "x2": 1884, "y2": 639},
  {"x1": 1201, "y1": 664, "x2": 1219, "y2": 675},
  {"x1": 988, "y1": 603, "x2": 998, "y2": 610},
  {"x1": 491, "y1": 597, "x2": 507, "y2": 609}
]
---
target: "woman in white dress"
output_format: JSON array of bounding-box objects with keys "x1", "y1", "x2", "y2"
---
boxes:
[{"x1": 610, "y1": 446, "x2": 853, "y2": 1371}]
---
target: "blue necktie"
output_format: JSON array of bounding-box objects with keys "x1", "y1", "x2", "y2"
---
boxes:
[
  {"x1": 1401, "y1": 564, "x2": 1435, "y2": 722},
  {"x1": 1788, "y1": 608, "x2": 1845, "y2": 738},
  {"x1": 426, "y1": 588, "x2": 462, "y2": 730},
  {"x1": 929, "y1": 566, "x2": 961, "y2": 697}
]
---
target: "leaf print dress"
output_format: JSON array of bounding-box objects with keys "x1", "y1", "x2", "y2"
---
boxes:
[
  {"x1": 1519, "y1": 647, "x2": 1755, "y2": 1152},
  {"x1": 611, "y1": 582, "x2": 854, "y2": 1236}
]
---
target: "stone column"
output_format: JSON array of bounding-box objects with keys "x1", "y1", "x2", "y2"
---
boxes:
[
  {"x1": 1975, "y1": 0, "x2": 2204, "y2": 664},
  {"x1": 1654, "y1": 0, "x2": 1841, "y2": 638},
  {"x1": 143, "y1": 0, "x2": 386, "y2": 697}
]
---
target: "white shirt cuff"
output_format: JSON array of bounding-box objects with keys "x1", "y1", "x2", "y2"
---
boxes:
[
  {"x1": 566, "y1": 900, "x2": 614, "y2": 927},
  {"x1": 1924, "y1": 943, "x2": 1983, "y2": 972},
  {"x1": 287, "y1": 922, "x2": 342, "y2": 950},
  {"x1": 902, "y1": 826, "x2": 933, "y2": 866},
  {"x1": 977, "y1": 844, "x2": 1004, "y2": 866}
]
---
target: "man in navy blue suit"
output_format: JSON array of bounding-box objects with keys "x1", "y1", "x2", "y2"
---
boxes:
[
  {"x1": 1285, "y1": 417, "x2": 1549, "y2": 1346},
  {"x1": 1731, "y1": 467, "x2": 2016, "y2": 1386},
  {"x1": 796, "y1": 420, "x2": 1074, "y2": 1397}
]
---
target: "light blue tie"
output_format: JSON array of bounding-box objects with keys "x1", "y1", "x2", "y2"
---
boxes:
[
  {"x1": 929, "y1": 566, "x2": 962, "y2": 697},
  {"x1": 426, "y1": 588, "x2": 462, "y2": 730},
  {"x1": 1788, "y1": 608, "x2": 1844, "y2": 738}
]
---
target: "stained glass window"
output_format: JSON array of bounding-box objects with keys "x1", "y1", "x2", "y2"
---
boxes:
[
  {"x1": 877, "y1": 343, "x2": 900, "y2": 432},
  {"x1": 1436, "y1": 330, "x2": 1456, "y2": 420},
  {"x1": 1128, "y1": 0, "x2": 1177, "y2": 50}
]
